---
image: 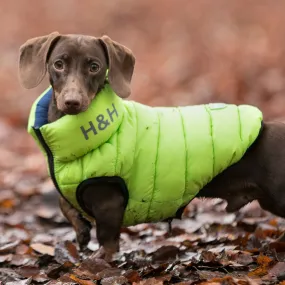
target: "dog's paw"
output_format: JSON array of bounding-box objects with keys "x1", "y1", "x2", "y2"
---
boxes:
[{"x1": 77, "y1": 224, "x2": 92, "y2": 251}]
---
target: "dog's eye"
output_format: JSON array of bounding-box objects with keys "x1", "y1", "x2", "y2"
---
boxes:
[
  {"x1": 89, "y1": 62, "x2": 100, "y2": 73},
  {"x1": 54, "y1": 60, "x2": 64, "y2": 71}
]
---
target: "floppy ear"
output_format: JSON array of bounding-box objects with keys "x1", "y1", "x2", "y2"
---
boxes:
[
  {"x1": 99, "y1": 35, "x2": 135, "y2": 98},
  {"x1": 18, "y1": 32, "x2": 60, "y2": 89}
]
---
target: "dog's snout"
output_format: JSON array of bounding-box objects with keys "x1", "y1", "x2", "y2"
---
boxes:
[
  {"x1": 65, "y1": 99, "x2": 80, "y2": 109},
  {"x1": 59, "y1": 87, "x2": 86, "y2": 115}
]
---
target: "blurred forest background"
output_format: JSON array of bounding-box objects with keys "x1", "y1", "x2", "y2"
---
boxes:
[
  {"x1": 3, "y1": 0, "x2": 285, "y2": 124},
  {"x1": 2, "y1": 0, "x2": 285, "y2": 184},
  {"x1": 2, "y1": 1, "x2": 285, "y2": 283}
]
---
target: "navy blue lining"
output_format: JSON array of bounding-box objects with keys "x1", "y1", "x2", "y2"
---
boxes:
[{"x1": 34, "y1": 87, "x2": 53, "y2": 128}]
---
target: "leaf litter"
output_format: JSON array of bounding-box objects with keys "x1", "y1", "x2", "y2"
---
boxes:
[
  {"x1": 3, "y1": 2, "x2": 285, "y2": 282},
  {"x1": 1, "y1": 143, "x2": 285, "y2": 284}
]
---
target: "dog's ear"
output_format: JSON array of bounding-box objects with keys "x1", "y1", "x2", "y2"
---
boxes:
[
  {"x1": 18, "y1": 32, "x2": 60, "y2": 89},
  {"x1": 99, "y1": 35, "x2": 135, "y2": 98}
]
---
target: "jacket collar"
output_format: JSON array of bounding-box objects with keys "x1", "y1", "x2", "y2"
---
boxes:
[{"x1": 28, "y1": 84, "x2": 125, "y2": 161}]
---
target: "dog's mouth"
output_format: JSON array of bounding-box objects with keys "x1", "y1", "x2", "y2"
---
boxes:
[
  {"x1": 62, "y1": 105, "x2": 88, "y2": 115},
  {"x1": 55, "y1": 90, "x2": 97, "y2": 116},
  {"x1": 64, "y1": 109, "x2": 81, "y2": 115}
]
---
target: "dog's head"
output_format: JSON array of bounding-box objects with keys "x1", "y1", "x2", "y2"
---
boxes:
[{"x1": 18, "y1": 32, "x2": 135, "y2": 115}]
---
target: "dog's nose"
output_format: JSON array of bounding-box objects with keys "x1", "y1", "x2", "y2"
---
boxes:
[{"x1": 65, "y1": 99, "x2": 80, "y2": 109}]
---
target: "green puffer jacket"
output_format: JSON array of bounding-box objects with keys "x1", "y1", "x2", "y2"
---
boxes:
[{"x1": 28, "y1": 84, "x2": 263, "y2": 226}]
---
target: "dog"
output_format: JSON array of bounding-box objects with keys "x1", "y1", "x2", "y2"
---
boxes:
[{"x1": 18, "y1": 32, "x2": 285, "y2": 262}]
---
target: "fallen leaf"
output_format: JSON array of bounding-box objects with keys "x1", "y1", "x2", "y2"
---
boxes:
[
  {"x1": 31, "y1": 233, "x2": 54, "y2": 244},
  {"x1": 15, "y1": 244, "x2": 32, "y2": 255},
  {"x1": 14, "y1": 178, "x2": 38, "y2": 197},
  {"x1": 3, "y1": 212, "x2": 27, "y2": 227},
  {"x1": 57, "y1": 273, "x2": 77, "y2": 283},
  {"x1": 227, "y1": 251, "x2": 254, "y2": 266},
  {"x1": 248, "y1": 266, "x2": 269, "y2": 277},
  {"x1": 268, "y1": 262, "x2": 285, "y2": 281},
  {"x1": 72, "y1": 267, "x2": 97, "y2": 281},
  {"x1": 16, "y1": 265, "x2": 40, "y2": 278},
  {"x1": 200, "y1": 276, "x2": 236, "y2": 285},
  {"x1": 269, "y1": 241, "x2": 285, "y2": 253},
  {"x1": 0, "y1": 254, "x2": 12, "y2": 263},
  {"x1": 78, "y1": 258, "x2": 111, "y2": 275},
  {"x1": 32, "y1": 272, "x2": 50, "y2": 283},
  {"x1": 2, "y1": 228, "x2": 30, "y2": 243},
  {"x1": 54, "y1": 240, "x2": 80, "y2": 264},
  {"x1": 124, "y1": 270, "x2": 141, "y2": 283},
  {"x1": 197, "y1": 269, "x2": 225, "y2": 281},
  {"x1": 30, "y1": 243, "x2": 55, "y2": 256},
  {"x1": 0, "y1": 240, "x2": 20, "y2": 254},
  {"x1": 121, "y1": 249, "x2": 149, "y2": 266},
  {"x1": 269, "y1": 218, "x2": 278, "y2": 227},
  {"x1": 0, "y1": 190, "x2": 16, "y2": 210},
  {"x1": 35, "y1": 207, "x2": 57, "y2": 220},
  {"x1": 256, "y1": 254, "x2": 273, "y2": 266},
  {"x1": 155, "y1": 274, "x2": 172, "y2": 283},
  {"x1": 96, "y1": 268, "x2": 123, "y2": 280},
  {"x1": 69, "y1": 274, "x2": 95, "y2": 285},
  {"x1": 133, "y1": 278, "x2": 164, "y2": 285},
  {"x1": 10, "y1": 254, "x2": 37, "y2": 266},
  {"x1": 101, "y1": 276, "x2": 128, "y2": 285},
  {"x1": 6, "y1": 278, "x2": 32, "y2": 285},
  {"x1": 45, "y1": 280, "x2": 69, "y2": 285},
  {"x1": 255, "y1": 224, "x2": 280, "y2": 239},
  {"x1": 141, "y1": 264, "x2": 168, "y2": 279},
  {"x1": 46, "y1": 261, "x2": 74, "y2": 279},
  {"x1": 201, "y1": 250, "x2": 218, "y2": 263},
  {"x1": 0, "y1": 268, "x2": 23, "y2": 283},
  {"x1": 152, "y1": 245, "x2": 180, "y2": 263}
]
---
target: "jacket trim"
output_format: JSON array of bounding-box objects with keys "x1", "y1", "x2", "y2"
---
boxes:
[
  {"x1": 33, "y1": 127, "x2": 63, "y2": 195},
  {"x1": 76, "y1": 176, "x2": 129, "y2": 218}
]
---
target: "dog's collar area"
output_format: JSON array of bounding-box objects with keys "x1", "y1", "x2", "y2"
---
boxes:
[{"x1": 28, "y1": 83, "x2": 125, "y2": 162}]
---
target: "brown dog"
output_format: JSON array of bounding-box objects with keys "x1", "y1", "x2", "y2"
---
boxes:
[{"x1": 19, "y1": 32, "x2": 285, "y2": 261}]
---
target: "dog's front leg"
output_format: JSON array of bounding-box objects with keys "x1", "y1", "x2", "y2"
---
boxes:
[
  {"x1": 91, "y1": 196, "x2": 125, "y2": 262},
  {"x1": 81, "y1": 185, "x2": 126, "y2": 262},
  {"x1": 59, "y1": 196, "x2": 92, "y2": 250}
]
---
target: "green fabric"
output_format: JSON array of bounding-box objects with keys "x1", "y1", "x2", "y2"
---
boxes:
[{"x1": 28, "y1": 84, "x2": 263, "y2": 226}]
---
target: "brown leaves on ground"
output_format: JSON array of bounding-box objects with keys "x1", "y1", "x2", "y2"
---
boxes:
[
  {"x1": 1, "y1": 148, "x2": 285, "y2": 285},
  {"x1": 0, "y1": 135, "x2": 284, "y2": 284},
  {"x1": 0, "y1": 124, "x2": 283, "y2": 285}
]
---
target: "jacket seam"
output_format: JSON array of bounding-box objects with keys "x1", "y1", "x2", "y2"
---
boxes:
[
  {"x1": 134, "y1": 102, "x2": 139, "y2": 168},
  {"x1": 205, "y1": 106, "x2": 215, "y2": 177},
  {"x1": 132, "y1": 102, "x2": 139, "y2": 174},
  {"x1": 178, "y1": 108, "x2": 188, "y2": 202},
  {"x1": 146, "y1": 110, "x2": 160, "y2": 220},
  {"x1": 115, "y1": 131, "x2": 119, "y2": 173},
  {"x1": 237, "y1": 107, "x2": 243, "y2": 143}
]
